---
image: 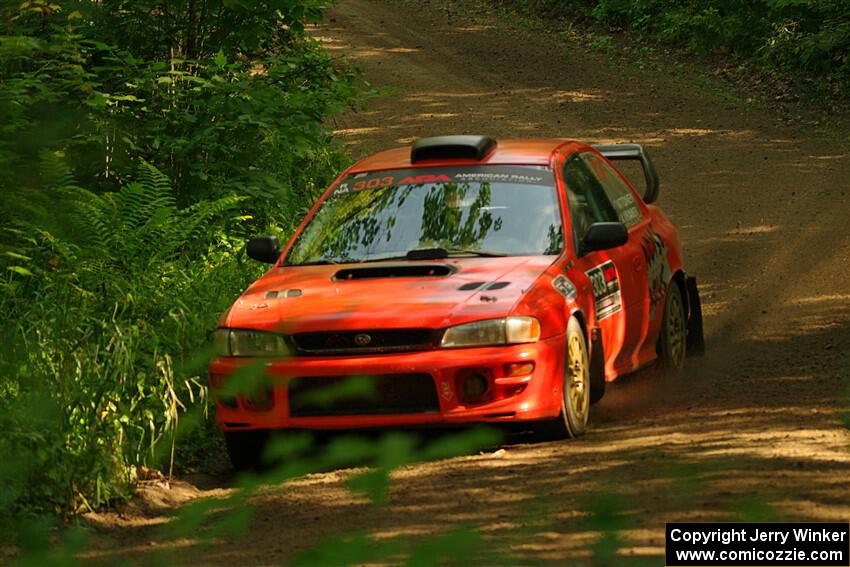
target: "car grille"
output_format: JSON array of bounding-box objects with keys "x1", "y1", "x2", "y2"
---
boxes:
[
  {"x1": 287, "y1": 373, "x2": 440, "y2": 417},
  {"x1": 290, "y1": 329, "x2": 440, "y2": 356}
]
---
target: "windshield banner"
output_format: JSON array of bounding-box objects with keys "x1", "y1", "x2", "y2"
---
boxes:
[{"x1": 333, "y1": 166, "x2": 553, "y2": 195}]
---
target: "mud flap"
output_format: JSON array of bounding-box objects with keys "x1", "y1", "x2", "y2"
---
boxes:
[
  {"x1": 685, "y1": 276, "x2": 705, "y2": 356},
  {"x1": 589, "y1": 327, "x2": 606, "y2": 404}
]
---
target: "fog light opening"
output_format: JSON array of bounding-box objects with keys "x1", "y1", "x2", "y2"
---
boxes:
[
  {"x1": 209, "y1": 373, "x2": 238, "y2": 409},
  {"x1": 456, "y1": 369, "x2": 493, "y2": 404},
  {"x1": 242, "y1": 387, "x2": 275, "y2": 412},
  {"x1": 464, "y1": 373, "x2": 488, "y2": 398}
]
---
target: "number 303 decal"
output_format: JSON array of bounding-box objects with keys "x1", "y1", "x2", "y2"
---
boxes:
[{"x1": 585, "y1": 261, "x2": 622, "y2": 320}]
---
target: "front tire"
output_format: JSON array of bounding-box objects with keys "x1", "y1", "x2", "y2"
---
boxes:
[
  {"x1": 659, "y1": 282, "x2": 687, "y2": 370},
  {"x1": 537, "y1": 317, "x2": 590, "y2": 440}
]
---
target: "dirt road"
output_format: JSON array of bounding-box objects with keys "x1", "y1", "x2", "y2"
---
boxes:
[{"x1": 85, "y1": 0, "x2": 850, "y2": 564}]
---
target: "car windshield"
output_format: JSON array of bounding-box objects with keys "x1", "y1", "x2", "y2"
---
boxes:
[{"x1": 284, "y1": 165, "x2": 563, "y2": 266}]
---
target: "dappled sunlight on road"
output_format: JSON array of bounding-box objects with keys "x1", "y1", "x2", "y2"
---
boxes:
[{"x1": 81, "y1": 375, "x2": 850, "y2": 564}]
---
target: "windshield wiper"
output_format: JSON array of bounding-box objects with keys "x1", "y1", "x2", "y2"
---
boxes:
[
  {"x1": 405, "y1": 247, "x2": 509, "y2": 260},
  {"x1": 285, "y1": 259, "x2": 342, "y2": 266},
  {"x1": 343, "y1": 248, "x2": 512, "y2": 264}
]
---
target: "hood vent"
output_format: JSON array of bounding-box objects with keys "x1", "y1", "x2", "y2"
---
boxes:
[
  {"x1": 334, "y1": 263, "x2": 455, "y2": 281},
  {"x1": 458, "y1": 281, "x2": 511, "y2": 291},
  {"x1": 265, "y1": 289, "x2": 302, "y2": 299}
]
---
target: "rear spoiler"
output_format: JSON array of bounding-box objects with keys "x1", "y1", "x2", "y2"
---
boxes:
[{"x1": 592, "y1": 143, "x2": 659, "y2": 204}]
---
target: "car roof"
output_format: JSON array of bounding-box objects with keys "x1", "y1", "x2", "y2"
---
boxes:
[{"x1": 347, "y1": 138, "x2": 583, "y2": 173}]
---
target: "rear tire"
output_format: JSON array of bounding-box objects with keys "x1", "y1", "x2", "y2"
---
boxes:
[
  {"x1": 536, "y1": 317, "x2": 590, "y2": 440},
  {"x1": 224, "y1": 430, "x2": 269, "y2": 472},
  {"x1": 659, "y1": 282, "x2": 687, "y2": 370}
]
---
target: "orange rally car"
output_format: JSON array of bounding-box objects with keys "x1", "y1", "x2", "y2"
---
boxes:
[{"x1": 209, "y1": 135, "x2": 705, "y2": 468}]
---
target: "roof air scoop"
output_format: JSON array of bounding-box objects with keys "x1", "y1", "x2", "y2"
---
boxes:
[{"x1": 411, "y1": 135, "x2": 497, "y2": 163}]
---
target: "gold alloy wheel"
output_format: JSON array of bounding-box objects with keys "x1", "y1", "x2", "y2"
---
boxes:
[
  {"x1": 567, "y1": 333, "x2": 589, "y2": 422},
  {"x1": 667, "y1": 288, "x2": 686, "y2": 366}
]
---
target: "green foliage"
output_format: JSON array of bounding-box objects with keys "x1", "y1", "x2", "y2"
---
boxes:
[
  {"x1": 89, "y1": 0, "x2": 332, "y2": 61},
  {"x1": 505, "y1": 0, "x2": 850, "y2": 95},
  {"x1": 0, "y1": 0, "x2": 359, "y2": 523},
  {"x1": 0, "y1": 0, "x2": 358, "y2": 227},
  {"x1": 1, "y1": 156, "x2": 255, "y2": 518}
]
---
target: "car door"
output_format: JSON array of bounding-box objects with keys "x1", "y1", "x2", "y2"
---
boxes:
[
  {"x1": 582, "y1": 151, "x2": 667, "y2": 367},
  {"x1": 561, "y1": 151, "x2": 650, "y2": 377}
]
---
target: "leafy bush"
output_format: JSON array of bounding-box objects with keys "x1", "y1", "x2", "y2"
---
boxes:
[
  {"x1": 1, "y1": 156, "x2": 255, "y2": 517},
  {"x1": 1, "y1": 0, "x2": 358, "y2": 227},
  {"x1": 0, "y1": 0, "x2": 359, "y2": 521}
]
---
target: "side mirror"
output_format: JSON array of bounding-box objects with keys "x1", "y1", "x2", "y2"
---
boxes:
[
  {"x1": 247, "y1": 236, "x2": 280, "y2": 264},
  {"x1": 580, "y1": 222, "x2": 628, "y2": 254}
]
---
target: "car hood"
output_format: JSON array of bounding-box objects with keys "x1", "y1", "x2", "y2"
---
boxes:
[{"x1": 223, "y1": 256, "x2": 556, "y2": 333}]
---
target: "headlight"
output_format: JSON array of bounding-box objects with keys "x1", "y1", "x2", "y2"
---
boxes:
[
  {"x1": 213, "y1": 329, "x2": 290, "y2": 357},
  {"x1": 440, "y1": 316, "x2": 541, "y2": 348}
]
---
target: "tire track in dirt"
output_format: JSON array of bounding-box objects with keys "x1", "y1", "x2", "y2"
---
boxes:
[{"x1": 84, "y1": 1, "x2": 850, "y2": 564}]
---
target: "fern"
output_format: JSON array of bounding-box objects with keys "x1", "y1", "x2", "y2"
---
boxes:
[
  {"x1": 114, "y1": 162, "x2": 176, "y2": 233},
  {"x1": 4, "y1": 154, "x2": 244, "y2": 303}
]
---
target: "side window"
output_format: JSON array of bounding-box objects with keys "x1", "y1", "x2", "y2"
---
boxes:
[
  {"x1": 563, "y1": 153, "x2": 618, "y2": 246},
  {"x1": 582, "y1": 153, "x2": 643, "y2": 227}
]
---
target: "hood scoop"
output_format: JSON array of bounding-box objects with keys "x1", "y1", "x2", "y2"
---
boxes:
[{"x1": 334, "y1": 263, "x2": 455, "y2": 281}]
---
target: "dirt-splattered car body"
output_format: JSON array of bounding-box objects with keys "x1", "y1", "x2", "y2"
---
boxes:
[{"x1": 209, "y1": 136, "x2": 703, "y2": 448}]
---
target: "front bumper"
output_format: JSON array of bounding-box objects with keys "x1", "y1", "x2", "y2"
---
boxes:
[{"x1": 208, "y1": 334, "x2": 565, "y2": 431}]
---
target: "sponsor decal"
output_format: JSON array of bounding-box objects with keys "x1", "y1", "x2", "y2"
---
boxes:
[
  {"x1": 332, "y1": 166, "x2": 553, "y2": 195},
  {"x1": 642, "y1": 225, "x2": 671, "y2": 320},
  {"x1": 612, "y1": 193, "x2": 642, "y2": 225},
  {"x1": 440, "y1": 380, "x2": 453, "y2": 401},
  {"x1": 397, "y1": 174, "x2": 451, "y2": 185},
  {"x1": 585, "y1": 260, "x2": 622, "y2": 320},
  {"x1": 552, "y1": 274, "x2": 577, "y2": 300},
  {"x1": 453, "y1": 171, "x2": 548, "y2": 184}
]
